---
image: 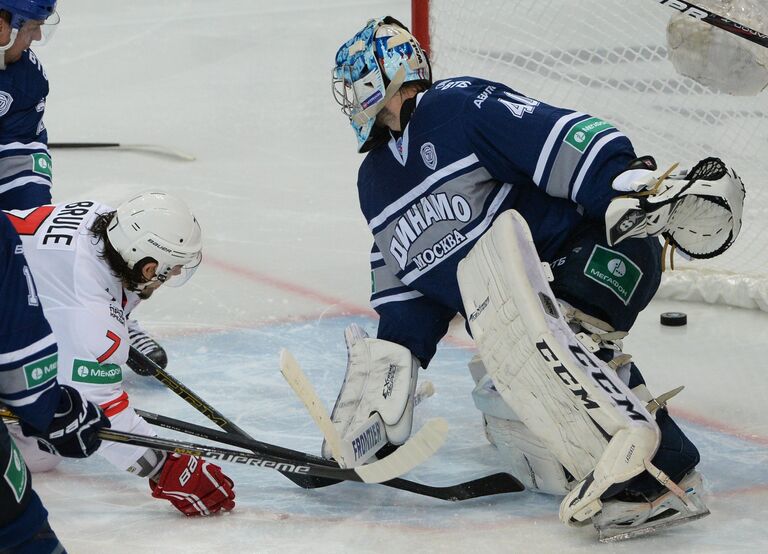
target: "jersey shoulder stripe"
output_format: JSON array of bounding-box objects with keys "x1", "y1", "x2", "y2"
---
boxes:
[{"x1": 367, "y1": 153, "x2": 480, "y2": 232}]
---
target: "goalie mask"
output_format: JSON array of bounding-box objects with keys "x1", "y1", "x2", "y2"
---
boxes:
[
  {"x1": 332, "y1": 16, "x2": 431, "y2": 152},
  {"x1": 107, "y1": 192, "x2": 202, "y2": 288}
]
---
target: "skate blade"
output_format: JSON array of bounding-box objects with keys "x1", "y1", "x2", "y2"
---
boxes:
[{"x1": 598, "y1": 508, "x2": 711, "y2": 543}]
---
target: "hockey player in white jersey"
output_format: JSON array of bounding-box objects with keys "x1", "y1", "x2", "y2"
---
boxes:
[
  {"x1": 0, "y1": 0, "x2": 172, "y2": 400},
  {"x1": 4, "y1": 192, "x2": 237, "y2": 516},
  {"x1": 326, "y1": 17, "x2": 745, "y2": 541}
]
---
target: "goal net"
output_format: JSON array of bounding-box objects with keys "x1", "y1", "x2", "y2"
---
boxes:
[{"x1": 413, "y1": 0, "x2": 768, "y2": 311}]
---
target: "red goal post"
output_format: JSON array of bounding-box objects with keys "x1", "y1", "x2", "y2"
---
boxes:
[
  {"x1": 411, "y1": 0, "x2": 430, "y2": 56},
  {"x1": 410, "y1": 0, "x2": 768, "y2": 311}
]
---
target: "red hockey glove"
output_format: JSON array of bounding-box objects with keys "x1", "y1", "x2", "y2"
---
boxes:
[{"x1": 149, "y1": 454, "x2": 235, "y2": 516}]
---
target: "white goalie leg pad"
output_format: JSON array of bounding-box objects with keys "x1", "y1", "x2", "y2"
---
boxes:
[
  {"x1": 472, "y1": 373, "x2": 572, "y2": 495},
  {"x1": 606, "y1": 157, "x2": 745, "y2": 259},
  {"x1": 322, "y1": 324, "x2": 419, "y2": 462},
  {"x1": 457, "y1": 210, "x2": 660, "y2": 526}
]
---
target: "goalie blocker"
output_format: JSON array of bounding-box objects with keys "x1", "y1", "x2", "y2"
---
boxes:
[
  {"x1": 321, "y1": 323, "x2": 419, "y2": 465},
  {"x1": 457, "y1": 210, "x2": 708, "y2": 538}
]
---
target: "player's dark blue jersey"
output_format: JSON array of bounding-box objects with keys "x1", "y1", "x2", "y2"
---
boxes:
[
  {"x1": 0, "y1": 213, "x2": 59, "y2": 432},
  {"x1": 357, "y1": 77, "x2": 639, "y2": 364},
  {"x1": 0, "y1": 49, "x2": 52, "y2": 210}
]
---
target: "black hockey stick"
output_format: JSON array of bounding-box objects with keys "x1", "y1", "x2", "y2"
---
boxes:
[
  {"x1": 47, "y1": 142, "x2": 195, "y2": 161},
  {"x1": 128, "y1": 347, "x2": 525, "y2": 500},
  {"x1": 655, "y1": 0, "x2": 768, "y2": 49},
  {"x1": 127, "y1": 346, "x2": 335, "y2": 489},
  {"x1": 134, "y1": 407, "x2": 524, "y2": 501},
  {"x1": 0, "y1": 407, "x2": 443, "y2": 485}
]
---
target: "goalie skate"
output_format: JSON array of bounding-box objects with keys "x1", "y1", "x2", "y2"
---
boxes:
[{"x1": 595, "y1": 470, "x2": 710, "y2": 543}]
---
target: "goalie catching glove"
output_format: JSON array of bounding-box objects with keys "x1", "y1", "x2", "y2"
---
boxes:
[
  {"x1": 605, "y1": 156, "x2": 745, "y2": 258},
  {"x1": 150, "y1": 453, "x2": 236, "y2": 516},
  {"x1": 322, "y1": 324, "x2": 419, "y2": 463}
]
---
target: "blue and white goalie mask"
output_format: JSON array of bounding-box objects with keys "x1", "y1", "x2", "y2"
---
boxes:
[{"x1": 332, "y1": 16, "x2": 431, "y2": 152}]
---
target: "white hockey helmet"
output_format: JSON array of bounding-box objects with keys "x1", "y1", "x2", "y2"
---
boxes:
[{"x1": 106, "y1": 192, "x2": 202, "y2": 287}]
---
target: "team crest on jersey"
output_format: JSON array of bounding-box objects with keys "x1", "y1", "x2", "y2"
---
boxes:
[
  {"x1": 4, "y1": 441, "x2": 27, "y2": 502},
  {"x1": 0, "y1": 91, "x2": 13, "y2": 117},
  {"x1": 420, "y1": 142, "x2": 437, "y2": 170},
  {"x1": 31, "y1": 153, "x2": 52, "y2": 178},
  {"x1": 583, "y1": 245, "x2": 643, "y2": 305}
]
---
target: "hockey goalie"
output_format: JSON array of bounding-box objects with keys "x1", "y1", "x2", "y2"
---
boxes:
[{"x1": 326, "y1": 16, "x2": 746, "y2": 542}]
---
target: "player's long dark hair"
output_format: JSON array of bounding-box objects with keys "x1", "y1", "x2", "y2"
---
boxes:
[{"x1": 90, "y1": 211, "x2": 149, "y2": 292}]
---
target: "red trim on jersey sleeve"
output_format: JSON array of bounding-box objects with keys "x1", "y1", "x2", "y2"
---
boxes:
[
  {"x1": 5, "y1": 205, "x2": 55, "y2": 235},
  {"x1": 97, "y1": 330, "x2": 122, "y2": 363},
  {"x1": 100, "y1": 391, "x2": 129, "y2": 418}
]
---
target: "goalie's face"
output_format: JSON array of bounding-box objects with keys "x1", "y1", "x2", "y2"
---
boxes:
[
  {"x1": 333, "y1": 17, "x2": 431, "y2": 152},
  {"x1": 332, "y1": 19, "x2": 386, "y2": 152}
]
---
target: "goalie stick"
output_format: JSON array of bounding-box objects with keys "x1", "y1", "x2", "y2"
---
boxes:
[
  {"x1": 132, "y1": 408, "x2": 523, "y2": 501},
  {"x1": 280, "y1": 348, "x2": 448, "y2": 480},
  {"x1": 279, "y1": 349, "x2": 447, "y2": 474},
  {"x1": 655, "y1": 0, "x2": 768, "y2": 49},
  {"x1": 48, "y1": 142, "x2": 196, "y2": 161},
  {"x1": 128, "y1": 347, "x2": 523, "y2": 499}
]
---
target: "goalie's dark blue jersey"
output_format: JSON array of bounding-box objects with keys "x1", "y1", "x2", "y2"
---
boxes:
[
  {"x1": 357, "y1": 77, "x2": 639, "y2": 365},
  {"x1": 0, "y1": 213, "x2": 59, "y2": 432}
]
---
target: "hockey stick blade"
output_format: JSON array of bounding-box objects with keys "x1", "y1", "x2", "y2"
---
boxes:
[
  {"x1": 134, "y1": 408, "x2": 524, "y2": 500},
  {"x1": 48, "y1": 142, "x2": 196, "y2": 161},
  {"x1": 280, "y1": 348, "x2": 448, "y2": 482},
  {"x1": 355, "y1": 418, "x2": 447, "y2": 483},
  {"x1": 388, "y1": 472, "x2": 525, "y2": 501}
]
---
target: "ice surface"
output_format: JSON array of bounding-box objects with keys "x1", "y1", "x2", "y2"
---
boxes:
[{"x1": 22, "y1": 1, "x2": 768, "y2": 552}]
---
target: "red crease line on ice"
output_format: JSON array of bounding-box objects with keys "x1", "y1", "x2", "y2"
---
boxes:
[
  {"x1": 205, "y1": 255, "x2": 373, "y2": 317},
  {"x1": 199, "y1": 256, "x2": 768, "y2": 447},
  {"x1": 669, "y1": 406, "x2": 768, "y2": 447}
]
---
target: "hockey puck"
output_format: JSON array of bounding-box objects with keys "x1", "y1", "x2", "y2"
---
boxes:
[{"x1": 660, "y1": 312, "x2": 687, "y2": 326}]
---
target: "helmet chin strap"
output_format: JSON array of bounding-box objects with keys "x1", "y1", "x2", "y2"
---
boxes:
[
  {"x1": 0, "y1": 29, "x2": 19, "y2": 70},
  {"x1": 351, "y1": 66, "x2": 407, "y2": 127},
  {"x1": 132, "y1": 278, "x2": 156, "y2": 291}
]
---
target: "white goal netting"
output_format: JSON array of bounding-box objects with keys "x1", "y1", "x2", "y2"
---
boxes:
[{"x1": 421, "y1": 0, "x2": 768, "y2": 310}]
